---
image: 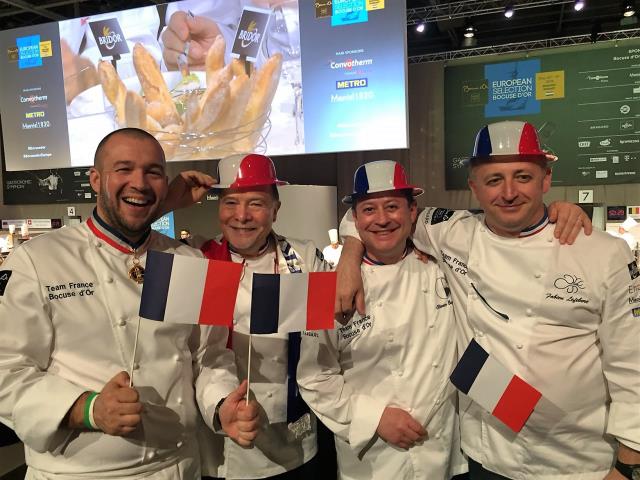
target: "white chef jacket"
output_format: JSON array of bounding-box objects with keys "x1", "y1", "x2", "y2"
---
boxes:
[
  {"x1": 197, "y1": 233, "x2": 329, "y2": 479},
  {"x1": 297, "y1": 251, "x2": 465, "y2": 480},
  {"x1": 341, "y1": 208, "x2": 640, "y2": 479},
  {"x1": 322, "y1": 244, "x2": 343, "y2": 269},
  {"x1": 0, "y1": 214, "x2": 237, "y2": 479}
]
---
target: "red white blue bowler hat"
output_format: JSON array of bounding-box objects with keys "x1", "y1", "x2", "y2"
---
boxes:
[
  {"x1": 342, "y1": 160, "x2": 424, "y2": 204},
  {"x1": 466, "y1": 120, "x2": 558, "y2": 165},
  {"x1": 211, "y1": 153, "x2": 289, "y2": 190}
]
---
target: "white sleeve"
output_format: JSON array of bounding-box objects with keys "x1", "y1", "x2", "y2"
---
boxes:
[
  {"x1": 339, "y1": 206, "x2": 463, "y2": 259},
  {"x1": 600, "y1": 241, "x2": 640, "y2": 451},
  {"x1": 0, "y1": 247, "x2": 86, "y2": 453},
  {"x1": 297, "y1": 328, "x2": 386, "y2": 453},
  {"x1": 191, "y1": 325, "x2": 239, "y2": 433}
]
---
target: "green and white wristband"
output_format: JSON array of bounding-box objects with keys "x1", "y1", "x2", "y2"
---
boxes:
[{"x1": 83, "y1": 392, "x2": 99, "y2": 430}]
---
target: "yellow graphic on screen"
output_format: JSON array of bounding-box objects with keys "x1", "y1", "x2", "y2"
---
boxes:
[
  {"x1": 536, "y1": 71, "x2": 565, "y2": 100},
  {"x1": 366, "y1": 0, "x2": 385, "y2": 10},
  {"x1": 39, "y1": 40, "x2": 52, "y2": 58}
]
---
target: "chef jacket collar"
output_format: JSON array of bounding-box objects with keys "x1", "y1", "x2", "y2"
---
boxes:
[
  {"x1": 89, "y1": 208, "x2": 151, "y2": 252},
  {"x1": 519, "y1": 205, "x2": 549, "y2": 238}
]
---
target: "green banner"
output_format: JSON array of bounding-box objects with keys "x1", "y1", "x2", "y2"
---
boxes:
[{"x1": 444, "y1": 41, "x2": 640, "y2": 189}]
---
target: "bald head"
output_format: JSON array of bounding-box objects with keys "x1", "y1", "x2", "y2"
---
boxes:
[{"x1": 94, "y1": 128, "x2": 164, "y2": 171}]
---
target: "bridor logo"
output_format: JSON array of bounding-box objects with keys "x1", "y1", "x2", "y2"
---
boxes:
[
  {"x1": 239, "y1": 20, "x2": 261, "y2": 49},
  {"x1": 89, "y1": 19, "x2": 129, "y2": 57},
  {"x1": 98, "y1": 26, "x2": 122, "y2": 50},
  {"x1": 232, "y1": 7, "x2": 271, "y2": 62}
]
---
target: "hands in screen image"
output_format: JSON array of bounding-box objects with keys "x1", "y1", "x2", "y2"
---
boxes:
[
  {"x1": 61, "y1": 39, "x2": 99, "y2": 104},
  {"x1": 219, "y1": 380, "x2": 260, "y2": 447},
  {"x1": 162, "y1": 11, "x2": 223, "y2": 71},
  {"x1": 376, "y1": 406, "x2": 427, "y2": 450}
]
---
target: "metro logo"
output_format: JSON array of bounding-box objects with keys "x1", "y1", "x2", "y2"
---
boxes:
[{"x1": 336, "y1": 78, "x2": 368, "y2": 89}]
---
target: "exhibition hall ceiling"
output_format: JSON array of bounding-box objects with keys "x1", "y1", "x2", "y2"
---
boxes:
[{"x1": 0, "y1": 0, "x2": 637, "y2": 58}]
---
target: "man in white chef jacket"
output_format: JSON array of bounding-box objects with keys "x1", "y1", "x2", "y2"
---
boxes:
[
  {"x1": 0, "y1": 128, "x2": 259, "y2": 479},
  {"x1": 297, "y1": 160, "x2": 466, "y2": 480},
  {"x1": 336, "y1": 120, "x2": 640, "y2": 480},
  {"x1": 164, "y1": 153, "x2": 333, "y2": 479}
]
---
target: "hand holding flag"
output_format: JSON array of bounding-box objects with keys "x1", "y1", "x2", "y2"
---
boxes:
[
  {"x1": 219, "y1": 380, "x2": 260, "y2": 447},
  {"x1": 92, "y1": 371, "x2": 143, "y2": 436}
]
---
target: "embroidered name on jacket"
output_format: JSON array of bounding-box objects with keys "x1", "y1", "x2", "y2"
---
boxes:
[
  {"x1": 441, "y1": 250, "x2": 468, "y2": 276},
  {"x1": 45, "y1": 281, "x2": 95, "y2": 300},
  {"x1": 546, "y1": 274, "x2": 589, "y2": 304},
  {"x1": 338, "y1": 315, "x2": 373, "y2": 341}
]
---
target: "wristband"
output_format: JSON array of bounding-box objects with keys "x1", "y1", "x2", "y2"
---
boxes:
[{"x1": 83, "y1": 392, "x2": 99, "y2": 430}]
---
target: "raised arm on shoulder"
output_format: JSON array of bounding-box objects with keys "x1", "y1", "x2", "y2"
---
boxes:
[
  {"x1": 547, "y1": 201, "x2": 592, "y2": 245},
  {"x1": 162, "y1": 170, "x2": 216, "y2": 215},
  {"x1": 335, "y1": 236, "x2": 365, "y2": 320}
]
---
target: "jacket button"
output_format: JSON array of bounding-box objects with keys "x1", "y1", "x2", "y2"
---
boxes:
[
  {"x1": 526, "y1": 308, "x2": 533, "y2": 316},
  {"x1": 534, "y1": 273, "x2": 542, "y2": 279},
  {"x1": 105, "y1": 277, "x2": 113, "y2": 284},
  {"x1": 176, "y1": 441, "x2": 183, "y2": 448},
  {"x1": 516, "y1": 344, "x2": 524, "y2": 349},
  {"x1": 118, "y1": 318, "x2": 126, "y2": 327}
]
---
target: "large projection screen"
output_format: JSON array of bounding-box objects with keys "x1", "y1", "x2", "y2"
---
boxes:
[{"x1": 0, "y1": 0, "x2": 408, "y2": 179}]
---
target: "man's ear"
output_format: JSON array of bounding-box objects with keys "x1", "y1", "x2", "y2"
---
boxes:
[
  {"x1": 542, "y1": 167, "x2": 552, "y2": 194},
  {"x1": 467, "y1": 177, "x2": 478, "y2": 199},
  {"x1": 410, "y1": 201, "x2": 418, "y2": 224},
  {"x1": 272, "y1": 200, "x2": 281, "y2": 222},
  {"x1": 89, "y1": 167, "x2": 101, "y2": 195}
]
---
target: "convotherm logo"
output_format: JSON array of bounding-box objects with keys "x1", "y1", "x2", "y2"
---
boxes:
[
  {"x1": 89, "y1": 19, "x2": 129, "y2": 57},
  {"x1": 330, "y1": 57, "x2": 374, "y2": 71}
]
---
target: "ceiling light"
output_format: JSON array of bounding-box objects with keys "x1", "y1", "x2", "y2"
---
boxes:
[
  {"x1": 623, "y1": 0, "x2": 636, "y2": 17},
  {"x1": 504, "y1": 3, "x2": 515, "y2": 18},
  {"x1": 574, "y1": 0, "x2": 585, "y2": 11},
  {"x1": 416, "y1": 22, "x2": 426, "y2": 33},
  {"x1": 464, "y1": 23, "x2": 476, "y2": 38}
]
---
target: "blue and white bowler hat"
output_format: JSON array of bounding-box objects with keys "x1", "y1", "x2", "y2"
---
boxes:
[
  {"x1": 466, "y1": 120, "x2": 558, "y2": 165},
  {"x1": 342, "y1": 160, "x2": 424, "y2": 204}
]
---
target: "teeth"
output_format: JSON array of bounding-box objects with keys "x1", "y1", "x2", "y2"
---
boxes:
[{"x1": 124, "y1": 197, "x2": 149, "y2": 206}]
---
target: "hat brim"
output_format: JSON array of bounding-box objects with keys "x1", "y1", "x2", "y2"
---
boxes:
[
  {"x1": 464, "y1": 154, "x2": 555, "y2": 166},
  {"x1": 210, "y1": 180, "x2": 289, "y2": 190},
  {"x1": 342, "y1": 186, "x2": 424, "y2": 205}
]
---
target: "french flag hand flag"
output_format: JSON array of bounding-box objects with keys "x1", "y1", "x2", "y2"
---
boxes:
[
  {"x1": 139, "y1": 250, "x2": 242, "y2": 327},
  {"x1": 250, "y1": 272, "x2": 337, "y2": 334},
  {"x1": 450, "y1": 339, "x2": 542, "y2": 432}
]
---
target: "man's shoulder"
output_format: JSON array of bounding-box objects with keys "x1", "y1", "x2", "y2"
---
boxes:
[
  {"x1": 16, "y1": 223, "x2": 85, "y2": 253},
  {"x1": 274, "y1": 234, "x2": 326, "y2": 266},
  {"x1": 421, "y1": 207, "x2": 480, "y2": 229}
]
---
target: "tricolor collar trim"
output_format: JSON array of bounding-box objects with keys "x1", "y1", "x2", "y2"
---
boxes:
[
  {"x1": 363, "y1": 246, "x2": 410, "y2": 266},
  {"x1": 519, "y1": 206, "x2": 549, "y2": 238},
  {"x1": 88, "y1": 209, "x2": 151, "y2": 253}
]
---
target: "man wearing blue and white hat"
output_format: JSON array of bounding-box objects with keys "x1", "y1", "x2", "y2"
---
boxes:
[
  {"x1": 337, "y1": 120, "x2": 640, "y2": 479},
  {"x1": 298, "y1": 160, "x2": 467, "y2": 480}
]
